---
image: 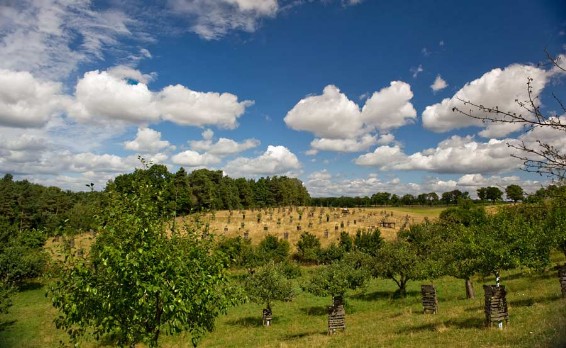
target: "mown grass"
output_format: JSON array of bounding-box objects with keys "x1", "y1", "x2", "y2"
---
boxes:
[{"x1": 2, "y1": 257, "x2": 565, "y2": 348}]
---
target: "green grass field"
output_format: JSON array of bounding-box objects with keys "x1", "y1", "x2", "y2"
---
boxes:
[
  {"x1": 2, "y1": 259, "x2": 565, "y2": 347},
  {"x1": 3, "y1": 205, "x2": 565, "y2": 347}
]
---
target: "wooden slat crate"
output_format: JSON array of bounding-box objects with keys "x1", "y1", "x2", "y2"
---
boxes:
[
  {"x1": 327, "y1": 296, "x2": 346, "y2": 334},
  {"x1": 421, "y1": 284, "x2": 438, "y2": 314},
  {"x1": 559, "y1": 266, "x2": 566, "y2": 298},
  {"x1": 483, "y1": 285, "x2": 509, "y2": 327}
]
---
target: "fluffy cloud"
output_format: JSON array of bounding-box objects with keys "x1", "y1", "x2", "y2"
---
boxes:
[
  {"x1": 189, "y1": 129, "x2": 259, "y2": 155},
  {"x1": 284, "y1": 85, "x2": 363, "y2": 139},
  {"x1": 285, "y1": 83, "x2": 416, "y2": 153},
  {"x1": 124, "y1": 128, "x2": 174, "y2": 153},
  {"x1": 354, "y1": 145, "x2": 408, "y2": 167},
  {"x1": 0, "y1": 69, "x2": 67, "y2": 128},
  {"x1": 69, "y1": 70, "x2": 159, "y2": 124},
  {"x1": 422, "y1": 64, "x2": 547, "y2": 137},
  {"x1": 171, "y1": 150, "x2": 221, "y2": 167},
  {"x1": 158, "y1": 85, "x2": 253, "y2": 128},
  {"x1": 430, "y1": 75, "x2": 448, "y2": 92},
  {"x1": 356, "y1": 135, "x2": 522, "y2": 174},
  {"x1": 169, "y1": 0, "x2": 278, "y2": 40},
  {"x1": 309, "y1": 135, "x2": 377, "y2": 153},
  {"x1": 361, "y1": 81, "x2": 417, "y2": 131},
  {"x1": 69, "y1": 70, "x2": 253, "y2": 127},
  {"x1": 224, "y1": 145, "x2": 301, "y2": 177}
]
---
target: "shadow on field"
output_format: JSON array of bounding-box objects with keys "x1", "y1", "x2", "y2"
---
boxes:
[
  {"x1": 19, "y1": 281, "x2": 43, "y2": 291},
  {"x1": 226, "y1": 316, "x2": 263, "y2": 328},
  {"x1": 445, "y1": 317, "x2": 484, "y2": 329},
  {"x1": 282, "y1": 330, "x2": 324, "y2": 341},
  {"x1": 510, "y1": 294, "x2": 561, "y2": 308},
  {"x1": 300, "y1": 306, "x2": 328, "y2": 316},
  {"x1": 396, "y1": 322, "x2": 437, "y2": 333},
  {"x1": 0, "y1": 320, "x2": 16, "y2": 332},
  {"x1": 352, "y1": 290, "x2": 420, "y2": 301}
]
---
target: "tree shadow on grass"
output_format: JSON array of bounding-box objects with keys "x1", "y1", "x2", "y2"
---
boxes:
[
  {"x1": 445, "y1": 317, "x2": 485, "y2": 329},
  {"x1": 0, "y1": 320, "x2": 16, "y2": 332},
  {"x1": 510, "y1": 294, "x2": 562, "y2": 308},
  {"x1": 300, "y1": 305, "x2": 328, "y2": 316},
  {"x1": 352, "y1": 290, "x2": 420, "y2": 301},
  {"x1": 226, "y1": 316, "x2": 263, "y2": 328},
  {"x1": 396, "y1": 323, "x2": 437, "y2": 334},
  {"x1": 282, "y1": 330, "x2": 325, "y2": 341},
  {"x1": 19, "y1": 281, "x2": 43, "y2": 291}
]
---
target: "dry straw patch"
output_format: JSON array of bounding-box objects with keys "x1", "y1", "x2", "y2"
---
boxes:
[{"x1": 180, "y1": 206, "x2": 443, "y2": 249}]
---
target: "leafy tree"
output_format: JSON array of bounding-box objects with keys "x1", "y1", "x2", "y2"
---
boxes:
[
  {"x1": 243, "y1": 261, "x2": 294, "y2": 322},
  {"x1": 216, "y1": 236, "x2": 257, "y2": 268},
  {"x1": 477, "y1": 187, "x2": 488, "y2": 201},
  {"x1": 295, "y1": 232, "x2": 322, "y2": 264},
  {"x1": 353, "y1": 228, "x2": 383, "y2": 257},
  {"x1": 0, "y1": 228, "x2": 47, "y2": 287},
  {"x1": 505, "y1": 184, "x2": 524, "y2": 202},
  {"x1": 303, "y1": 252, "x2": 371, "y2": 300},
  {"x1": 373, "y1": 239, "x2": 433, "y2": 297},
  {"x1": 485, "y1": 186, "x2": 503, "y2": 202},
  {"x1": 319, "y1": 243, "x2": 345, "y2": 264},
  {"x1": 439, "y1": 203, "x2": 487, "y2": 227},
  {"x1": 257, "y1": 235, "x2": 290, "y2": 264},
  {"x1": 338, "y1": 231, "x2": 353, "y2": 252},
  {"x1": 51, "y1": 172, "x2": 239, "y2": 347}
]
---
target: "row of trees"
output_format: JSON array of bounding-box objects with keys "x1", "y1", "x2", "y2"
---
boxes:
[
  {"x1": 312, "y1": 184, "x2": 530, "y2": 207},
  {"x1": 111, "y1": 165, "x2": 311, "y2": 213},
  {"x1": 236, "y1": 192, "x2": 566, "y2": 324}
]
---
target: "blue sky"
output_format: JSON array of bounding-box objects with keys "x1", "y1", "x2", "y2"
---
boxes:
[{"x1": 0, "y1": 0, "x2": 565, "y2": 197}]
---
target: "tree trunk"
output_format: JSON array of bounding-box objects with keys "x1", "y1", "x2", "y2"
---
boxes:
[{"x1": 465, "y1": 278, "x2": 475, "y2": 299}]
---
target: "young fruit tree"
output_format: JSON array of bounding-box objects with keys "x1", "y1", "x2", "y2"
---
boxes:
[
  {"x1": 50, "y1": 170, "x2": 240, "y2": 348},
  {"x1": 243, "y1": 261, "x2": 294, "y2": 325}
]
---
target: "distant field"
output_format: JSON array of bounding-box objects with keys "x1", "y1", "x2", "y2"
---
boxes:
[{"x1": 179, "y1": 206, "x2": 445, "y2": 249}]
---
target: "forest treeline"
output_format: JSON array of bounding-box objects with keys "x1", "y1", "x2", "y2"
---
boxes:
[
  {"x1": 1, "y1": 166, "x2": 559, "y2": 236},
  {"x1": 0, "y1": 166, "x2": 309, "y2": 236}
]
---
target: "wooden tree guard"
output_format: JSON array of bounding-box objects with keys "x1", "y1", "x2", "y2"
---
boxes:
[
  {"x1": 262, "y1": 308, "x2": 272, "y2": 326},
  {"x1": 421, "y1": 285, "x2": 438, "y2": 314},
  {"x1": 483, "y1": 285, "x2": 509, "y2": 327},
  {"x1": 559, "y1": 265, "x2": 566, "y2": 298},
  {"x1": 327, "y1": 296, "x2": 346, "y2": 334}
]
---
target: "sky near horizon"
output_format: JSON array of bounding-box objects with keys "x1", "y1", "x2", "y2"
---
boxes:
[{"x1": 0, "y1": 0, "x2": 565, "y2": 197}]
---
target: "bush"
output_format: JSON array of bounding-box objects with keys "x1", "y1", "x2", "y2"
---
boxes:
[{"x1": 295, "y1": 232, "x2": 322, "y2": 264}]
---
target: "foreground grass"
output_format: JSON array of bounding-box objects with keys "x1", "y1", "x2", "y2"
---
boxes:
[
  {"x1": 2, "y1": 259, "x2": 565, "y2": 348},
  {"x1": 192, "y1": 267, "x2": 566, "y2": 348}
]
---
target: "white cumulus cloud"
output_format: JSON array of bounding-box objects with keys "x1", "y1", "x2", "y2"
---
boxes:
[
  {"x1": 422, "y1": 64, "x2": 547, "y2": 137},
  {"x1": 0, "y1": 69, "x2": 68, "y2": 128},
  {"x1": 68, "y1": 69, "x2": 253, "y2": 127},
  {"x1": 430, "y1": 75, "x2": 448, "y2": 92},
  {"x1": 224, "y1": 145, "x2": 301, "y2": 177},
  {"x1": 361, "y1": 81, "x2": 417, "y2": 131},
  {"x1": 171, "y1": 150, "x2": 221, "y2": 167},
  {"x1": 124, "y1": 128, "x2": 174, "y2": 153}
]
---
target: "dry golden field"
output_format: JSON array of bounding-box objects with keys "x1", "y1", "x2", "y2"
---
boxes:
[
  {"x1": 45, "y1": 206, "x2": 445, "y2": 256},
  {"x1": 179, "y1": 206, "x2": 445, "y2": 250}
]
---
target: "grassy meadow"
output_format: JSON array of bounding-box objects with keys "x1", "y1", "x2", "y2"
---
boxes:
[{"x1": 2, "y1": 206, "x2": 566, "y2": 347}]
